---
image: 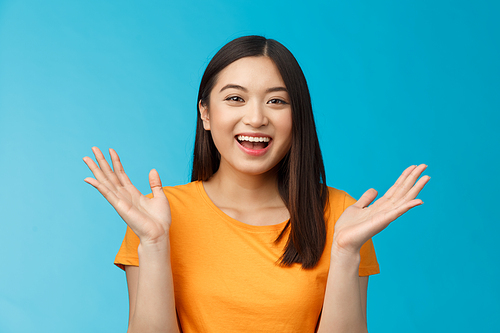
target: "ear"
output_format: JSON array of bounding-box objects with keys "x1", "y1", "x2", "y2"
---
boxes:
[{"x1": 199, "y1": 100, "x2": 210, "y2": 131}]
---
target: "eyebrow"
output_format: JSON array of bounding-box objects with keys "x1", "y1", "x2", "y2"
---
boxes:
[{"x1": 219, "y1": 84, "x2": 288, "y2": 94}]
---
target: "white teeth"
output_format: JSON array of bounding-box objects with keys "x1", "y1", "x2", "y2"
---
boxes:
[{"x1": 237, "y1": 135, "x2": 270, "y2": 143}]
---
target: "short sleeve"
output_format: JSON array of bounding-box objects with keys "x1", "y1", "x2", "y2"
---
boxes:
[
  {"x1": 343, "y1": 193, "x2": 380, "y2": 276},
  {"x1": 114, "y1": 225, "x2": 140, "y2": 270}
]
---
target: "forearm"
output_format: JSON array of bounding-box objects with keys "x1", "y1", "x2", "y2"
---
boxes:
[
  {"x1": 317, "y1": 251, "x2": 367, "y2": 333},
  {"x1": 128, "y1": 237, "x2": 179, "y2": 333}
]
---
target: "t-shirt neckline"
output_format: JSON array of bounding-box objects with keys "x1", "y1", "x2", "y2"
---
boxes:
[{"x1": 195, "y1": 180, "x2": 289, "y2": 232}]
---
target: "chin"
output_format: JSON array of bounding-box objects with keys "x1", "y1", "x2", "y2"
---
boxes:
[{"x1": 233, "y1": 160, "x2": 282, "y2": 177}]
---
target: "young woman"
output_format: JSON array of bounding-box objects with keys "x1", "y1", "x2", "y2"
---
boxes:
[{"x1": 83, "y1": 36, "x2": 429, "y2": 333}]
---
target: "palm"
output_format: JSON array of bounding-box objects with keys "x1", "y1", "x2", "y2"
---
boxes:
[
  {"x1": 83, "y1": 147, "x2": 171, "y2": 244},
  {"x1": 333, "y1": 165, "x2": 430, "y2": 255}
]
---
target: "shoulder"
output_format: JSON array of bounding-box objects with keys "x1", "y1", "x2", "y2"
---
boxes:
[
  {"x1": 163, "y1": 181, "x2": 201, "y2": 197},
  {"x1": 325, "y1": 186, "x2": 358, "y2": 222},
  {"x1": 145, "y1": 181, "x2": 206, "y2": 217},
  {"x1": 144, "y1": 181, "x2": 201, "y2": 199},
  {"x1": 326, "y1": 186, "x2": 357, "y2": 210}
]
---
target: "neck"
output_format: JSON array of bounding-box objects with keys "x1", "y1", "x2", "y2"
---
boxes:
[{"x1": 204, "y1": 163, "x2": 284, "y2": 209}]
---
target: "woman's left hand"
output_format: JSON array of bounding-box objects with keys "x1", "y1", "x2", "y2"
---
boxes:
[{"x1": 332, "y1": 164, "x2": 430, "y2": 257}]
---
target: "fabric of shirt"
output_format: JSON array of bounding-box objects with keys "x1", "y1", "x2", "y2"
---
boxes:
[{"x1": 115, "y1": 181, "x2": 380, "y2": 333}]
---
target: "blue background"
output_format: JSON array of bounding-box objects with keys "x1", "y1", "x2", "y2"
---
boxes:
[{"x1": 1, "y1": 0, "x2": 498, "y2": 332}]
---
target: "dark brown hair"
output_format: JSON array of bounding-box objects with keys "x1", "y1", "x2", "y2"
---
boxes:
[{"x1": 191, "y1": 36, "x2": 328, "y2": 269}]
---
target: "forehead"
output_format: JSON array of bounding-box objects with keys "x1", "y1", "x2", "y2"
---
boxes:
[{"x1": 213, "y1": 56, "x2": 286, "y2": 91}]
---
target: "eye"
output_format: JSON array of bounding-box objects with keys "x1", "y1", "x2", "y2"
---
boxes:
[
  {"x1": 225, "y1": 96, "x2": 244, "y2": 102},
  {"x1": 268, "y1": 98, "x2": 288, "y2": 105}
]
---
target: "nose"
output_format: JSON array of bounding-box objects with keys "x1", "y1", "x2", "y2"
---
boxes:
[{"x1": 242, "y1": 101, "x2": 268, "y2": 128}]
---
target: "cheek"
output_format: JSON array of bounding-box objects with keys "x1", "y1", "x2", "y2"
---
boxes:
[
  {"x1": 208, "y1": 112, "x2": 237, "y2": 145},
  {"x1": 279, "y1": 111, "x2": 293, "y2": 144}
]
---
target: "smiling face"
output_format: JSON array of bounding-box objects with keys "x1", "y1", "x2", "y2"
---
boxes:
[{"x1": 199, "y1": 56, "x2": 292, "y2": 178}]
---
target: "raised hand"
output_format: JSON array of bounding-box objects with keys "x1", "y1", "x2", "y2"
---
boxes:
[
  {"x1": 83, "y1": 147, "x2": 171, "y2": 245},
  {"x1": 332, "y1": 164, "x2": 430, "y2": 256}
]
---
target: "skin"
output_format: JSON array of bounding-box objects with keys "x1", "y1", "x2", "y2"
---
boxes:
[
  {"x1": 83, "y1": 56, "x2": 430, "y2": 332},
  {"x1": 199, "y1": 56, "x2": 293, "y2": 227}
]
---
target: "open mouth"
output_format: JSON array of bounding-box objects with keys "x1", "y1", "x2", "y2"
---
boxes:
[{"x1": 236, "y1": 135, "x2": 271, "y2": 150}]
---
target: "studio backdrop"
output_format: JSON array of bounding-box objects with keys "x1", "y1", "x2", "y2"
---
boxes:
[{"x1": 0, "y1": 1, "x2": 498, "y2": 332}]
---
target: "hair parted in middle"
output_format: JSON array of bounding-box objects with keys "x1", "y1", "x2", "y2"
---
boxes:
[{"x1": 191, "y1": 35, "x2": 329, "y2": 269}]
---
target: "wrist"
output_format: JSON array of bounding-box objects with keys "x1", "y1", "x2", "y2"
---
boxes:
[
  {"x1": 138, "y1": 233, "x2": 170, "y2": 254},
  {"x1": 331, "y1": 243, "x2": 361, "y2": 266}
]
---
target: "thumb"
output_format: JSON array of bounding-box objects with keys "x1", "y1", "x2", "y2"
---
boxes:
[
  {"x1": 354, "y1": 188, "x2": 378, "y2": 208},
  {"x1": 149, "y1": 169, "x2": 165, "y2": 198}
]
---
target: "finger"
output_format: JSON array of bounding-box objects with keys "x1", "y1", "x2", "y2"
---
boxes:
[
  {"x1": 391, "y1": 164, "x2": 428, "y2": 200},
  {"x1": 354, "y1": 188, "x2": 378, "y2": 208},
  {"x1": 383, "y1": 165, "x2": 417, "y2": 199},
  {"x1": 362, "y1": 198, "x2": 424, "y2": 238},
  {"x1": 83, "y1": 156, "x2": 118, "y2": 192},
  {"x1": 109, "y1": 148, "x2": 134, "y2": 187},
  {"x1": 383, "y1": 198, "x2": 423, "y2": 224},
  {"x1": 149, "y1": 169, "x2": 166, "y2": 199},
  {"x1": 399, "y1": 175, "x2": 430, "y2": 203},
  {"x1": 92, "y1": 147, "x2": 123, "y2": 187},
  {"x1": 84, "y1": 177, "x2": 120, "y2": 206}
]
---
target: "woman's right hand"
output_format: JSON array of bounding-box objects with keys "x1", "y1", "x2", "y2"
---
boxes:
[{"x1": 83, "y1": 147, "x2": 171, "y2": 245}]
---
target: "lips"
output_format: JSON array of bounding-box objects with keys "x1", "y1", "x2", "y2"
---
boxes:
[{"x1": 235, "y1": 133, "x2": 273, "y2": 156}]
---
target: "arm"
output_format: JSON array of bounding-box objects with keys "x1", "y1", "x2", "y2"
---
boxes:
[
  {"x1": 83, "y1": 147, "x2": 179, "y2": 332},
  {"x1": 359, "y1": 276, "x2": 368, "y2": 321},
  {"x1": 317, "y1": 254, "x2": 368, "y2": 333},
  {"x1": 125, "y1": 265, "x2": 139, "y2": 326},
  {"x1": 318, "y1": 164, "x2": 430, "y2": 332},
  {"x1": 126, "y1": 239, "x2": 178, "y2": 333}
]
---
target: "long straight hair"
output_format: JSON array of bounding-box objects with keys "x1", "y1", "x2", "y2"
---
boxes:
[{"x1": 191, "y1": 36, "x2": 328, "y2": 269}]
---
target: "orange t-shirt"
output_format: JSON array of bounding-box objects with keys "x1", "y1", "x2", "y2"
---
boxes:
[{"x1": 115, "y1": 181, "x2": 379, "y2": 332}]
